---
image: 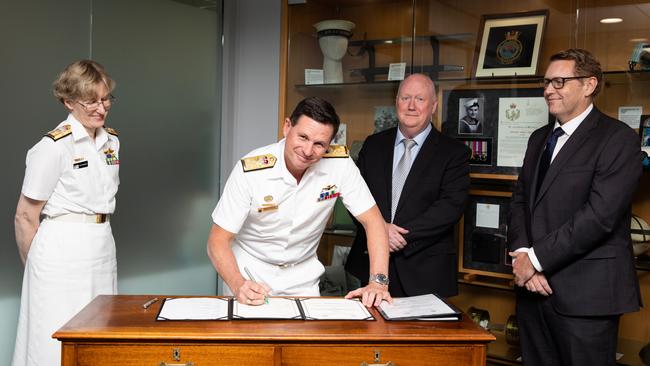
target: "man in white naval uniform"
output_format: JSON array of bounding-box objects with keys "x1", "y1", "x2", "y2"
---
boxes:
[{"x1": 208, "y1": 97, "x2": 391, "y2": 307}]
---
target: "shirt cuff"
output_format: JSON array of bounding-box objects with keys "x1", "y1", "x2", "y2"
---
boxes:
[{"x1": 528, "y1": 248, "x2": 543, "y2": 272}]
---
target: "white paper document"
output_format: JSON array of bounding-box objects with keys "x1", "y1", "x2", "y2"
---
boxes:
[
  {"x1": 476, "y1": 203, "x2": 500, "y2": 229},
  {"x1": 304, "y1": 69, "x2": 324, "y2": 85},
  {"x1": 378, "y1": 294, "x2": 460, "y2": 320},
  {"x1": 618, "y1": 106, "x2": 643, "y2": 129},
  {"x1": 233, "y1": 297, "x2": 301, "y2": 319},
  {"x1": 158, "y1": 297, "x2": 229, "y2": 320},
  {"x1": 497, "y1": 97, "x2": 548, "y2": 167},
  {"x1": 388, "y1": 62, "x2": 406, "y2": 81},
  {"x1": 300, "y1": 298, "x2": 372, "y2": 320}
]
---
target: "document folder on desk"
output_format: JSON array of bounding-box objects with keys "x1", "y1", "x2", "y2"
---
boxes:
[
  {"x1": 377, "y1": 294, "x2": 462, "y2": 321},
  {"x1": 157, "y1": 297, "x2": 373, "y2": 321}
]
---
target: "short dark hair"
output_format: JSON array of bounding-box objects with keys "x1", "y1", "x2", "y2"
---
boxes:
[
  {"x1": 550, "y1": 48, "x2": 603, "y2": 98},
  {"x1": 289, "y1": 97, "x2": 340, "y2": 138}
]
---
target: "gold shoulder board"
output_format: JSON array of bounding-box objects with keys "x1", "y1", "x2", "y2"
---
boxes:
[
  {"x1": 323, "y1": 144, "x2": 349, "y2": 158},
  {"x1": 241, "y1": 154, "x2": 277, "y2": 172},
  {"x1": 45, "y1": 124, "x2": 72, "y2": 141},
  {"x1": 105, "y1": 127, "x2": 119, "y2": 136}
]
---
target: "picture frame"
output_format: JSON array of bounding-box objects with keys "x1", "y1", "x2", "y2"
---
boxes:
[
  {"x1": 440, "y1": 86, "x2": 552, "y2": 177},
  {"x1": 640, "y1": 114, "x2": 650, "y2": 148},
  {"x1": 458, "y1": 190, "x2": 513, "y2": 279},
  {"x1": 473, "y1": 10, "x2": 549, "y2": 78}
]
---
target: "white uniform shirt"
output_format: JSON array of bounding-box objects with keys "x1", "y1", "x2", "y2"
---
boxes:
[
  {"x1": 21, "y1": 114, "x2": 120, "y2": 217},
  {"x1": 212, "y1": 139, "x2": 375, "y2": 266}
]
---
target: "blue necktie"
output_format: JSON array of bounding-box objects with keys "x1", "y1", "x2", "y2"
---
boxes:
[{"x1": 536, "y1": 127, "x2": 564, "y2": 196}]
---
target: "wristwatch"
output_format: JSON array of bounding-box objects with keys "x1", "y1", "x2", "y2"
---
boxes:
[{"x1": 369, "y1": 273, "x2": 389, "y2": 286}]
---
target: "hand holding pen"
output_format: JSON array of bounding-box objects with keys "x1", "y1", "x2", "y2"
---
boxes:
[{"x1": 235, "y1": 267, "x2": 270, "y2": 306}]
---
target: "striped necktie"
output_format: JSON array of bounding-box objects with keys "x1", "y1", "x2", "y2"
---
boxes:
[{"x1": 391, "y1": 139, "x2": 416, "y2": 222}]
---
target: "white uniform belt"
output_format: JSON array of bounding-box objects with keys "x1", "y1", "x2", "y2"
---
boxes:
[
  {"x1": 273, "y1": 254, "x2": 314, "y2": 269},
  {"x1": 46, "y1": 213, "x2": 110, "y2": 223}
]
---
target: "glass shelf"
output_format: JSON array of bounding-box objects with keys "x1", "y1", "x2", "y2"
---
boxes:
[{"x1": 295, "y1": 70, "x2": 650, "y2": 88}]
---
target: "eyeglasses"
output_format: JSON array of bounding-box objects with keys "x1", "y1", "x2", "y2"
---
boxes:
[
  {"x1": 541, "y1": 76, "x2": 591, "y2": 89},
  {"x1": 76, "y1": 94, "x2": 116, "y2": 111}
]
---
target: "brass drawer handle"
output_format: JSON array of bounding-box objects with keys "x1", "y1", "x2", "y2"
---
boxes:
[
  {"x1": 359, "y1": 349, "x2": 395, "y2": 366},
  {"x1": 159, "y1": 363, "x2": 194, "y2": 366}
]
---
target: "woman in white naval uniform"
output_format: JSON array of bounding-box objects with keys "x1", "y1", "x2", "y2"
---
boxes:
[{"x1": 12, "y1": 60, "x2": 120, "y2": 366}]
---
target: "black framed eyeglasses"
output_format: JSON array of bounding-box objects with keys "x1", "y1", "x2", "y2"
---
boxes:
[
  {"x1": 76, "y1": 94, "x2": 116, "y2": 111},
  {"x1": 541, "y1": 76, "x2": 591, "y2": 89}
]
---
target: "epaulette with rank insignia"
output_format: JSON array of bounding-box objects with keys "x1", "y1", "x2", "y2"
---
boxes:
[
  {"x1": 241, "y1": 154, "x2": 277, "y2": 172},
  {"x1": 45, "y1": 124, "x2": 72, "y2": 141},
  {"x1": 322, "y1": 144, "x2": 349, "y2": 158},
  {"x1": 105, "y1": 127, "x2": 119, "y2": 136}
]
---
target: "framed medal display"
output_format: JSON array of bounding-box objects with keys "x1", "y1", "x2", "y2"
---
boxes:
[
  {"x1": 473, "y1": 10, "x2": 549, "y2": 78},
  {"x1": 440, "y1": 86, "x2": 553, "y2": 177}
]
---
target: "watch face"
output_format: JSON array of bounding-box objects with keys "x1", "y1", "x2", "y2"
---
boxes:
[{"x1": 370, "y1": 273, "x2": 389, "y2": 285}]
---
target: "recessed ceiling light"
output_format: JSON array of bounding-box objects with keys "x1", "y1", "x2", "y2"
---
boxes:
[{"x1": 600, "y1": 18, "x2": 623, "y2": 24}]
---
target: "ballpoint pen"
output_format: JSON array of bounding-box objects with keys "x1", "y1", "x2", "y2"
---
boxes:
[
  {"x1": 243, "y1": 267, "x2": 269, "y2": 304},
  {"x1": 142, "y1": 297, "x2": 159, "y2": 309}
]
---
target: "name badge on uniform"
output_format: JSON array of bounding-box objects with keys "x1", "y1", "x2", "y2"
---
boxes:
[
  {"x1": 257, "y1": 195, "x2": 278, "y2": 213},
  {"x1": 104, "y1": 148, "x2": 120, "y2": 165},
  {"x1": 73, "y1": 157, "x2": 88, "y2": 169},
  {"x1": 317, "y1": 184, "x2": 340, "y2": 202}
]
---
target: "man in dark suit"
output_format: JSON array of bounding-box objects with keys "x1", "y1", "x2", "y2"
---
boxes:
[
  {"x1": 508, "y1": 49, "x2": 642, "y2": 366},
  {"x1": 345, "y1": 73, "x2": 470, "y2": 297}
]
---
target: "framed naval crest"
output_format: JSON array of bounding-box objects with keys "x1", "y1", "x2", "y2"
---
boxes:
[{"x1": 473, "y1": 10, "x2": 549, "y2": 78}]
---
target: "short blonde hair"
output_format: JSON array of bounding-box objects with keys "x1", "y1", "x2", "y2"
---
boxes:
[{"x1": 52, "y1": 60, "x2": 115, "y2": 103}]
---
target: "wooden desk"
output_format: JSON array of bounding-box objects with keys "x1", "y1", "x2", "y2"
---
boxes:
[{"x1": 54, "y1": 295, "x2": 495, "y2": 366}]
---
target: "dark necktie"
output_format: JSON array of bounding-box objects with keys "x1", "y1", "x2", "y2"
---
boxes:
[{"x1": 536, "y1": 127, "x2": 564, "y2": 196}]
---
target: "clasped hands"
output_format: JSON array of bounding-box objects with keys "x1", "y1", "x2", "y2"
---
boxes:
[
  {"x1": 508, "y1": 251, "x2": 553, "y2": 296},
  {"x1": 386, "y1": 222, "x2": 409, "y2": 252}
]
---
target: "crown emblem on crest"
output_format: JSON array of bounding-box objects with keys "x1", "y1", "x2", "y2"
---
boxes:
[
  {"x1": 510, "y1": 103, "x2": 517, "y2": 109},
  {"x1": 505, "y1": 31, "x2": 521, "y2": 40}
]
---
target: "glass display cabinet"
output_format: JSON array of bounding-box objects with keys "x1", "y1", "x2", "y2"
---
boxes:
[{"x1": 279, "y1": 1, "x2": 650, "y2": 364}]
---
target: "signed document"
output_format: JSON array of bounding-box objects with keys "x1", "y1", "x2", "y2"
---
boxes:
[
  {"x1": 157, "y1": 297, "x2": 229, "y2": 320},
  {"x1": 233, "y1": 297, "x2": 302, "y2": 319},
  {"x1": 497, "y1": 97, "x2": 548, "y2": 167},
  {"x1": 378, "y1": 294, "x2": 461, "y2": 321},
  {"x1": 157, "y1": 297, "x2": 374, "y2": 321},
  {"x1": 300, "y1": 298, "x2": 373, "y2": 320}
]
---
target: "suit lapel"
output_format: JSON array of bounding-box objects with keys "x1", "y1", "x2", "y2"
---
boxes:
[
  {"x1": 534, "y1": 108, "x2": 600, "y2": 207},
  {"x1": 382, "y1": 129, "x2": 397, "y2": 220},
  {"x1": 394, "y1": 125, "x2": 439, "y2": 219}
]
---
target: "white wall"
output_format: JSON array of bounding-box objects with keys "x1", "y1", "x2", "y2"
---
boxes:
[
  {"x1": 220, "y1": 0, "x2": 281, "y2": 189},
  {"x1": 0, "y1": 0, "x2": 225, "y2": 363}
]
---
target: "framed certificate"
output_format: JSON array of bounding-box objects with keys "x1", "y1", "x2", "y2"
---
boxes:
[{"x1": 458, "y1": 190, "x2": 513, "y2": 279}]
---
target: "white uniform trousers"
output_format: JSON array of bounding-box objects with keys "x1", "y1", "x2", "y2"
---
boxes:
[
  {"x1": 220, "y1": 242, "x2": 324, "y2": 297},
  {"x1": 12, "y1": 219, "x2": 117, "y2": 366}
]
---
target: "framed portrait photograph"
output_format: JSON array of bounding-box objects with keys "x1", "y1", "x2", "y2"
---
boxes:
[
  {"x1": 473, "y1": 10, "x2": 549, "y2": 78},
  {"x1": 458, "y1": 97, "x2": 485, "y2": 135}
]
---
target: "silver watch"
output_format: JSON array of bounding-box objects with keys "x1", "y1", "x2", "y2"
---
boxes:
[{"x1": 369, "y1": 273, "x2": 389, "y2": 286}]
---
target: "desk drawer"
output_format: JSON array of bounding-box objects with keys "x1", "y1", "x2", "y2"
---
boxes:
[
  {"x1": 73, "y1": 344, "x2": 277, "y2": 366},
  {"x1": 281, "y1": 345, "x2": 484, "y2": 366}
]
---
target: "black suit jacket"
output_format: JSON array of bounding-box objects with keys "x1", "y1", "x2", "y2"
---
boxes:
[
  {"x1": 508, "y1": 107, "x2": 642, "y2": 316},
  {"x1": 345, "y1": 125, "x2": 470, "y2": 297}
]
